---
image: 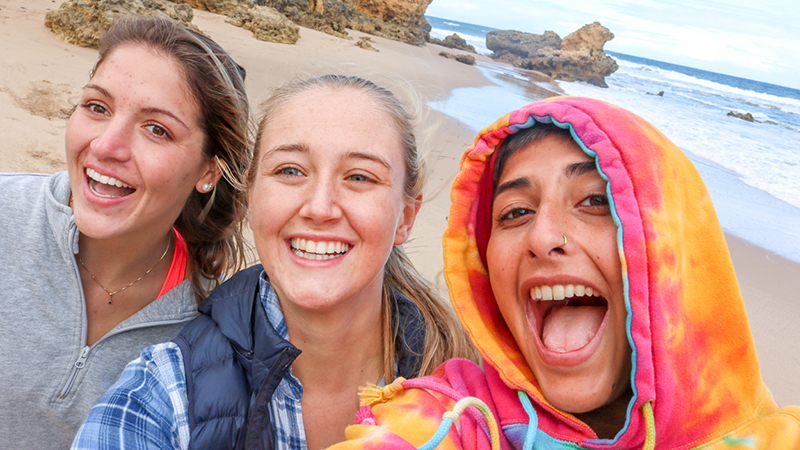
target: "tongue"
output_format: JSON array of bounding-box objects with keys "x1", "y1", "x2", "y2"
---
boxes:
[
  {"x1": 90, "y1": 179, "x2": 135, "y2": 198},
  {"x1": 542, "y1": 306, "x2": 605, "y2": 353}
]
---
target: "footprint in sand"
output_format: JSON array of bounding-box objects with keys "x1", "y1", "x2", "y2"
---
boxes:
[{"x1": 13, "y1": 80, "x2": 77, "y2": 120}]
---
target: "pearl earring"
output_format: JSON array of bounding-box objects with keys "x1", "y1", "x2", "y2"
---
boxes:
[{"x1": 202, "y1": 182, "x2": 214, "y2": 192}]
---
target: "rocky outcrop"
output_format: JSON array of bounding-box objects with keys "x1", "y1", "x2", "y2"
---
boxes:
[
  {"x1": 45, "y1": 0, "x2": 195, "y2": 47},
  {"x1": 355, "y1": 36, "x2": 378, "y2": 51},
  {"x1": 175, "y1": 0, "x2": 248, "y2": 14},
  {"x1": 226, "y1": 5, "x2": 299, "y2": 43},
  {"x1": 429, "y1": 33, "x2": 475, "y2": 53},
  {"x1": 486, "y1": 22, "x2": 618, "y2": 87},
  {"x1": 439, "y1": 51, "x2": 475, "y2": 65},
  {"x1": 259, "y1": 0, "x2": 431, "y2": 44},
  {"x1": 727, "y1": 111, "x2": 758, "y2": 122}
]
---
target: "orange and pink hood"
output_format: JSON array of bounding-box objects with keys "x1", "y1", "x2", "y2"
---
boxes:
[{"x1": 443, "y1": 96, "x2": 800, "y2": 448}]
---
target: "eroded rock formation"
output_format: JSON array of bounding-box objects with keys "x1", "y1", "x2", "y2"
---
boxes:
[
  {"x1": 260, "y1": 0, "x2": 431, "y2": 44},
  {"x1": 439, "y1": 51, "x2": 475, "y2": 65},
  {"x1": 487, "y1": 22, "x2": 618, "y2": 87},
  {"x1": 226, "y1": 5, "x2": 299, "y2": 43},
  {"x1": 429, "y1": 33, "x2": 475, "y2": 53},
  {"x1": 45, "y1": 0, "x2": 433, "y2": 48},
  {"x1": 45, "y1": 0, "x2": 196, "y2": 47}
]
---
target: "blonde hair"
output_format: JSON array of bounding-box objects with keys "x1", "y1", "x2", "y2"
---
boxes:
[{"x1": 249, "y1": 74, "x2": 479, "y2": 378}]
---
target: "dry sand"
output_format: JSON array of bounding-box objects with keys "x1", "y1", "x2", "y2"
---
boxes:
[{"x1": 1, "y1": 0, "x2": 797, "y2": 406}]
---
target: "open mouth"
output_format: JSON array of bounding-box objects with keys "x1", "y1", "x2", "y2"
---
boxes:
[
  {"x1": 86, "y1": 168, "x2": 135, "y2": 198},
  {"x1": 530, "y1": 284, "x2": 608, "y2": 354},
  {"x1": 290, "y1": 237, "x2": 351, "y2": 261}
]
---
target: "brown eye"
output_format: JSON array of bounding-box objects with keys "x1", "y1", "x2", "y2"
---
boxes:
[
  {"x1": 498, "y1": 207, "x2": 534, "y2": 222},
  {"x1": 145, "y1": 124, "x2": 168, "y2": 138}
]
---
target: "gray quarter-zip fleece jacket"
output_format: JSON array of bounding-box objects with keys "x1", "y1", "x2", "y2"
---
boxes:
[{"x1": 0, "y1": 171, "x2": 199, "y2": 448}]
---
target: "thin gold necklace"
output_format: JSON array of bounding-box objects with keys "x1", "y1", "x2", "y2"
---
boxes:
[{"x1": 77, "y1": 234, "x2": 172, "y2": 305}]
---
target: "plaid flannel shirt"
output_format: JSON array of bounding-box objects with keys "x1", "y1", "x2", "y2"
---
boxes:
[{"x1": 71, "y1": 271, "x2": 307, "y2": 450}]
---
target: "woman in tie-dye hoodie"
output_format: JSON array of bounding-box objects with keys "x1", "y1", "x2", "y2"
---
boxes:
[{"x1": 329, "y1": 97, "x2": 800, "y2": 449}]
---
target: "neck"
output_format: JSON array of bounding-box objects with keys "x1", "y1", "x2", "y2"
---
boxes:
[
  {"x1": 575, "y1": 387, "x2": 633, "y2": 440},
  {"x1": 287, "y1": 299, "x2": 385, "y2": 388},
  {"x1": 282, "y1": 288, "x2": 386, "y2": 450},
  {"x1": 77, "y1": 229, "x2": 173, "y2": 286}
]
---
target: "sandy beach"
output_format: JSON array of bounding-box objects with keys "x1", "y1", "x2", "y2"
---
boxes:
[{"x1": 1, "y1": 0, "x2": 797, "y2": 407}]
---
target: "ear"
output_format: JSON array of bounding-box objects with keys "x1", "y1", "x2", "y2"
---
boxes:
[
  {"x1": 195, "y1": 158, "x2": 223, "y2": 193},
  {"x1": 394, "y1": 194, "x2": 422, "y2": 245}
]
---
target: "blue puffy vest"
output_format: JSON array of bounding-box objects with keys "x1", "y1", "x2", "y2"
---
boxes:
[{"x1": 174, "y1": 264, "x2": 425, "y2": 449}]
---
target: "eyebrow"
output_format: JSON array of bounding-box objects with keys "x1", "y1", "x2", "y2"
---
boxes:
[
  {"x1": 345, "y1": 151, "x2": 392, "y2": 171},
  {"x1": 493, "y1": 160, "x2": 598, "y2": 200},
  {"x1": 261, "y1": 146, "x2": 392, "y2": 170},
  {"x1": 84, "y1": 83, "x2": 113, "y2": 100},
  {"x1": 84, "y1": 84, "x2": 191, "y2": 132},
  {"x1": 494, "y1": 177, "x2": 531, "y2": 199},
  {"x1": 565, "y1": 160, "x2": 598, "y2": 177}
]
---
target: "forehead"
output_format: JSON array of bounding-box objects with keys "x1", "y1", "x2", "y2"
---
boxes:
[
  {"x1": 93, "y1": 44, "x2": 196, "y2": 104},
  {"x1": 498, "y1": 134, "x2": 594, "y2": 182},
  {"x1": 260, "y1": 87, "x2": 404, "y2": 159}
]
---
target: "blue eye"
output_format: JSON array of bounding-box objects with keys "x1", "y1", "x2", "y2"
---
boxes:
[
  {"x1": 347, "y1": 174, "x2": 374, "y2": 183},
  {"x1": 280, "y1": 167, "x2": 303, "y2": 176}
]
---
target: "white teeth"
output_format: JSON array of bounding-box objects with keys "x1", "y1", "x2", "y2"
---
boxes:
[
  {"x1": 290, "y1": 237, "x2": 351, "y2": 261},
  {"x1": 86, "y1": 168, "x2": 132, "y2": 189},
  {"x1": 529, "y1": 283, "x2": 598, "y2": 301}
]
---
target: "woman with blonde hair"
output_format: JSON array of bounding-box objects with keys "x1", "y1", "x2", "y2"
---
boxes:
[{"x1": 73, "y1": 74, "x2": 477, "y2": 449}]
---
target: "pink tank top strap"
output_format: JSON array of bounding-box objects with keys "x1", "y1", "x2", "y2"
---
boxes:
[{"x1": 157, "y1": 227, "x2": 188, "y2": 298}]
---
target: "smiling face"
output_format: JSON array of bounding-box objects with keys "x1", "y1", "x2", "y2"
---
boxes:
[
  {"x1": 248, "y1": 86, "x2": 418, "y2": 315},
  {"x1": 486, "y1": 132, "x2": 630, "y2": 414},
  {"x1": 65, "y1": 43, "x2": 219, "y2": 244}
]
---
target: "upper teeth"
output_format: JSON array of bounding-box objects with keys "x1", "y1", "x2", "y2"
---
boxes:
[
  {"x1": 86, "y1": 168, "x2": 132, "y2": 189},
  {"x1": 290, "y1": 238, "x2": 351, "y2": 260},
  {"x1": 530, "y1": 284, "x2": 597, "y2": 301}
]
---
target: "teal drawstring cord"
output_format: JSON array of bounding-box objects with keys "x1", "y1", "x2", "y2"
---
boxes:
[
  {"x1": 417, "y1": 396, "x2": 501, "y2": 450},
  {"x1": 518, "y1": 391, "x2": 539, "y2": 450}
]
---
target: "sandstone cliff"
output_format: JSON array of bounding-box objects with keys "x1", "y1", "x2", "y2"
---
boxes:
[
  {"x1": 45, "y1": 0, "x2": 432, "y2": 48},
  {"x1": 487, "y1": 22, "x2": 618, "y2": 87}
]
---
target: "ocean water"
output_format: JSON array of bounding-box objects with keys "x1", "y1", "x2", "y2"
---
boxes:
[{"x1": 426, "y1": 16, "x2": 800, "y2": 263}]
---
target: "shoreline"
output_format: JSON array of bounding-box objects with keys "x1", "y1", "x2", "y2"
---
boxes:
[{"x1": 1, "y1": 0, "x2": 797, "y2": 406}]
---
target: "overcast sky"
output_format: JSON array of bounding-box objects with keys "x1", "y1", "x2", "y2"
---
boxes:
[{"x1": 425, "y1": 0, "x2": 800, "y2": 90}]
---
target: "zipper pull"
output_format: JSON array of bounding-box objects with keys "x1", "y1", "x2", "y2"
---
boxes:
[{"x1": 74, "y1": 346, "x2": 90, "y2": 369}]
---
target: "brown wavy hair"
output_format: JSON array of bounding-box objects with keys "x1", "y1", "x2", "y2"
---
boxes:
[
  {"x1": 248, "y1": 75, "x2": 479, "y2": 378},
  {"x1": 95, "y1": 15, "x2": 252, "y2": 298}
]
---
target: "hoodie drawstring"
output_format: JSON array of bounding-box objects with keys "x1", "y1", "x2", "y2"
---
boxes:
[
  {"x1": 642, "y1": 400, "x2": 656, "y2": 450},
  {"x1": 518, "y1": 391, "x2": 539, "y2": 450},
  {"x1": 417, "y1": 396, "x2": 501, "y2": 450}
]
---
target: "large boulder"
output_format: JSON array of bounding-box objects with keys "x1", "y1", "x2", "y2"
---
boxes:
[
  {"x1": 348, "y1": 0, "x2": 430, "y2": 28},
  {"x1": 226, "y1": 5, "x2": 299, "y2": 43},
  {"x1": 45, "y1": 0, "x2": 195, "y2": 48},
  {"x1": 429, "y1": 33, "x2": 475, "y2": 53},
  {"x1": 174, "y1": 0, "x2": 251, "y2": 14},
  {"x1": 486, "y1": 22, "x2": 618, "y2": 87}
]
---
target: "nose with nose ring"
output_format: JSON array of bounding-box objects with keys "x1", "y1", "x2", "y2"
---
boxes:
[{"x1": 556, "y1": 234, "x2": 568, "y2": 249}]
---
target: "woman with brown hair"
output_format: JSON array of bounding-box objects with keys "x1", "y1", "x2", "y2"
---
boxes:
[
  {"x1": 73, "y1": 74, "x2": 477, "y2": 450},
  {"x1": 0, "y1": 15, "x2": 251, "y2": 448}
]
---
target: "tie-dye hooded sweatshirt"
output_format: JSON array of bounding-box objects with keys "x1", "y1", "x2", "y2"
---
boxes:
[{"x1": 329, "y1": 97, "x2": 800, "y2": 450}]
